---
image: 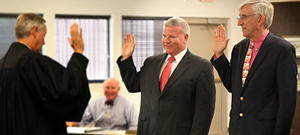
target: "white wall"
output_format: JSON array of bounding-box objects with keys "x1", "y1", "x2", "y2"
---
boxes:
[{"x1": 0, "y1": 0, "x2": 246, "y2": 120}]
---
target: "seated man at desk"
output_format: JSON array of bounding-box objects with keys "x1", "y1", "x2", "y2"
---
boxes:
[{"x1": 67, "y1": 77, "x2": 138, "y2": 130}]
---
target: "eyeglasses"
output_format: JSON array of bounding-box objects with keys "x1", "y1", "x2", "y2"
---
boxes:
[{"x1": 236, "y1": 14, "x2": 256, "y2": 20}]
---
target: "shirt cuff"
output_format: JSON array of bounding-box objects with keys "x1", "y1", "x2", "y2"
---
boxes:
[{"x1": 213, "y1": 53, "x2": 224, "y2": 60}]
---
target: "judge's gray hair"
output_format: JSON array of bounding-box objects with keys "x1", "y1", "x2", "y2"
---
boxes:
[
  {"x1": 164, "y1": 17, "x2": 190, "y2": 37},
  {"x1": 239, "y1": 0, "x2": 274, "y2": 28},
  {"x1": 15, "y1": 13, "x2": 46, "y2": 40}
]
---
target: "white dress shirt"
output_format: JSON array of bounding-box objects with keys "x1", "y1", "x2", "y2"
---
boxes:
[{"x1": 159, "y1": 48, "x2": 187, "y2": 79}]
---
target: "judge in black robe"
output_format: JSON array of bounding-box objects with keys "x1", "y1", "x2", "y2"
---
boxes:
[{"x1": 0, "y1": 13, "x2": 90, "y2": 135}]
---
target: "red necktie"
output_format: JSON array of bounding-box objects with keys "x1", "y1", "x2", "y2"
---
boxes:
[{"x1": 160, "y1": 56, "x2": 175, "y2": 92}]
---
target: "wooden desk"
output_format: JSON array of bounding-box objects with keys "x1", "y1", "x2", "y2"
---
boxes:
[
  {"x1": 67, "y1": 128, "x2": 136, "y2": 135},
  {"x1": 68, "y1": 130, "x2": 130, "y2": 135}
]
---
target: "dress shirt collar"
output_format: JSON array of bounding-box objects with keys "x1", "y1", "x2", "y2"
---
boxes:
[
  {"x1": 250, "y1": 29, "x2": 269, "y2": 48},
  {"x1": 165, "y1": 48, "x2": 187, "y2": 63}
]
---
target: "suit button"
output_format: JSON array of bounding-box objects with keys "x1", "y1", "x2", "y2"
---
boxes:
[
  {"x1": 239, "y1": 113, "x2": 243, "y2": 117},
  {"x1": 157, "y1": 116, "x2": 161, "y2": 119},
  {"x1": 240, "y1": 97, "x2": 244, "y2": 101}
]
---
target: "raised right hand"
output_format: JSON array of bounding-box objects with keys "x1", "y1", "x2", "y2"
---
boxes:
[
  {"x1": 68, "y1": 23, "x2": 84, "y2": 54},
  {"x1": 213, "y1": 25, "x2": 230, "y2": 58},
  {"x1": 122, "y1": 33, "x2": 136, "y2": 60}
]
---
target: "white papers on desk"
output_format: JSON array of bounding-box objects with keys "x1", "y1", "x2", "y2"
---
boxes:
[{"x1": 67, "y1": 127, "x2": 104, "y2": 133}]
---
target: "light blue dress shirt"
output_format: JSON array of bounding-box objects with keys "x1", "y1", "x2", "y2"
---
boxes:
[{"x1": 79, "y1": 96, "x2": 138, "y2": 130}]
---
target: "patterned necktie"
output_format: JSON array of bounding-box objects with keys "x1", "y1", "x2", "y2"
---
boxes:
[
  {"x1": 242, "y1": 43, "x2": 254, "y2": 86},
  {"x1": 160, "y1": 56, "x2": 175, "y2": 92}
]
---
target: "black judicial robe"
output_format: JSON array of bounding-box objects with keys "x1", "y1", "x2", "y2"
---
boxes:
[{"x1": 0, "y1": 42, "x2": 91, "y2": 135}]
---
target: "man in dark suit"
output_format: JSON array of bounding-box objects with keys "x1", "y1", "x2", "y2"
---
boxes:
[
  {"x1": 117, "y1": 17, "x2": 216, "y2": 135},
  {"x1": 211, "y1": 0, "x2": 297, "y2": 135}
]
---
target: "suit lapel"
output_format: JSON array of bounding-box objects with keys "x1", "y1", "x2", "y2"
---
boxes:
[
  {"x1": 160, "y1": 50, "x2": 191, "y2": 96},
  {"x1": 243, "y1": 33, "x2": 273, "y2": 88}
]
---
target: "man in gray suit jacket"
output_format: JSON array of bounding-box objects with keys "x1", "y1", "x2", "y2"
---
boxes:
[
  {"x1": 117, "y1": 17, "x2": 216, "y2": 135},
  {"x1": 211, "y1": 0, "x2": 297, "y2": 135}
]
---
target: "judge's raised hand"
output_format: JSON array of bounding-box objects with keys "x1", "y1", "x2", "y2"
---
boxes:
[
  {"x1": 213, "y1": 25, "x2": 230, "y2": 58},
  {"x1": 68, "y1": 23, "x2": 84, "y2": 54},
  {"x1": 122, "y1": 33, "x2": 136, "y2": 60}
]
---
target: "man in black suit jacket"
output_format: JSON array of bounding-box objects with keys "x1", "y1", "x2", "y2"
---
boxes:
[
  {"x1": 117, "y1": 17, "x2": 216, "y2": 135},
  {"x1": 211, "y1": 0, "x2": 297, "y2": 135}
]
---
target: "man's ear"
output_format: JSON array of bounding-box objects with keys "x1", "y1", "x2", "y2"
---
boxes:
[
  {"x1": 184, "y1": 34, "x2": 189, "y2": 44},
  {"x1": 257, "y1": 15, "x2": 266, "y2": 28},
  {"x1": 31, "y1": 26, "x2": 38, "y2": 38}
]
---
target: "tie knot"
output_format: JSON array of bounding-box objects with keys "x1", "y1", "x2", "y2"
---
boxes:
[
  {"x1": 250, "y1": 43, "x2": 254, "y2": 49},
  {"x1": 168, "y1": 56, "x2": 175, "y2": 63}
]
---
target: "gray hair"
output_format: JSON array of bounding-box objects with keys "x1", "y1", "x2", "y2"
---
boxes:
[
  {"x1": 15, "y1": 13, "x2": 46, "y2": 40},
  {"x1": 239, "y1": 0, "x2": 274, "y2": 28},
  {"x1": 164, "y1": 17, "x2": 190, "y2": 36}
]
